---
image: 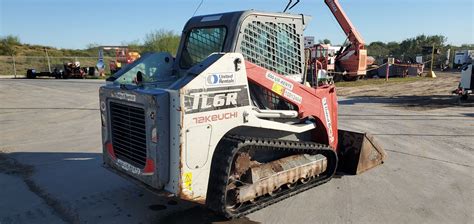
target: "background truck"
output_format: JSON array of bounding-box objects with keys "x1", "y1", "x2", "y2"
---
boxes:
[
  {"x1": 27, "y1": 61, "x2": 89, "y2": 79},
  {"x1": 453, "y1": 50, "x2": 474, "y2": 69},
  {"x1": 26, "y1": 68, "x2": 62, "y2": 79},
  {"x1": 453, "y1": 62, "x2": 473, "y2": 100},
  {"x1": 100, "y1": 10, "x2": 386, "y2": 218}
]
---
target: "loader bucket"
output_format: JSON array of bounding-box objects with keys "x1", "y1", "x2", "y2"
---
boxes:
[{"x1": 336, "y1": 129, "x2": 387, "y2": 175}]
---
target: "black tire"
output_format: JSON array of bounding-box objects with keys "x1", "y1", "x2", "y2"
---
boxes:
[
  {"x1": 460, "y1": 94, "x2": 469, "y2": 101},
  {"x1": 26, "y1": 69, "x2": 35, "y2": 79},
  {"x1": 333, "y1": 73, "x2": 343, "y2": 82},
  {"x1": 343, "y1": 75, "x2": 360, "y2": 82},
  {"x1": 88, "y1": 67, "x2": 95, "y2": 76}
]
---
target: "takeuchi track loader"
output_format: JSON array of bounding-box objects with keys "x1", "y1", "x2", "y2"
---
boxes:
[{"x1": 99, "y1": 10, "x2": 387, "y2": 218}]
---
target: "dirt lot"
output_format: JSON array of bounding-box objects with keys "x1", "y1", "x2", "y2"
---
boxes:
[
  {"x1": 337, "y1": 72, "x2": 474, "y2": 110},
  {"x1": 337, "y1": 72, "x2": 460, "y2": 97},
  {"x1": 0, "y1": 76, "x2": 473, "y2": 224}
]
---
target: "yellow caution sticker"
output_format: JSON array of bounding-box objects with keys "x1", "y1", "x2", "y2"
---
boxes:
[
  {"x1": 183, "y1": 172, "x2": 192, "y2": 191},
  {"x1": 271, "y1": 83, "x2": 285, "y2": 95}
]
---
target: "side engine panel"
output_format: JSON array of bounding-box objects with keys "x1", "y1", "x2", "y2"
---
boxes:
[{"x1": 178, "y1": 53, "x2": 252, "y2": 201}]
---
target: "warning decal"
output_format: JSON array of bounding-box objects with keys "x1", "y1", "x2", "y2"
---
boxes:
[
  {"x1": 271, "y1": 83, "x2": 285, "y2": 95},
  {"x1": 183, "y1": 172, "x2": 192, "y2": 191}
]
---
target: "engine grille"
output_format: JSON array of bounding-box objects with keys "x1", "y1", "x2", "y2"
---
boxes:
[{"x1": 109, "y1": 102, "x2": 147, "y2": 169}]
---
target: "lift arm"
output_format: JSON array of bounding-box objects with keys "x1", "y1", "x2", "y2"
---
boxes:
[{"x1": 324, "y1": 0, "x2": 365, "y2": 50}]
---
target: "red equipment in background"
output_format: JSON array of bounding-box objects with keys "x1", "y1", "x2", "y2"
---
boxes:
[
  {"x1": 307, "y1": 0, "x2": 374, "y2": 82},
  {"x1": 97, "y1": 46, "x2": 141, "y2": 75}
]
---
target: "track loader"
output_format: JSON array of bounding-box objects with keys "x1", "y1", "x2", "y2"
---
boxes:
[{"x1": 100, "y1": 10, "x2": 386, "y2": 218}]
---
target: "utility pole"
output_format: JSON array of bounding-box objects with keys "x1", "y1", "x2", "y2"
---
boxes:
[
  {"x1": 44, "y1": 47, "x2": 52, "y2": 73},
  {"x1": 12, "y1": 54, "x2": 17, "y2": 78},
  {"x1": 386, "y1": 57, "x2": 394, "y2": 81},
  {"x1": 445, "y1": 48, "x2": 451, "y2": 70},
  {"x1": 428, "y1": 44, "x2": 437, "y2": 78},
  {"x1": 430, "y1": 44, "x2": 435, "y2": 74}
]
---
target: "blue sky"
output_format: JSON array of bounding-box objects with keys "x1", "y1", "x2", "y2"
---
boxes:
[{"x1": 1, "y1": 0, "x2": 473, "y2": 49}]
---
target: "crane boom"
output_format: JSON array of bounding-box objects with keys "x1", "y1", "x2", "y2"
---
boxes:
[
  {"x1": 318, "y1": 0, "x2": 370, "y2": 78},
  {"x1": 324, "y1": 0, "x2": 365, "y2": 49}
]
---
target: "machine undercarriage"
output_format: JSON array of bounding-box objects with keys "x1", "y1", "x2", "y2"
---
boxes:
[{"x1": 206, "y1": 136, "x2": 337, "y2": 218}]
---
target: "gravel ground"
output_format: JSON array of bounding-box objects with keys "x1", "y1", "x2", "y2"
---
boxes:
[
  {"x1": 0, "y1": 78, "x2": 473, "y2": 224},
  {"x1": 337, "y1": 72, "x2": 460, "y2": 97}
]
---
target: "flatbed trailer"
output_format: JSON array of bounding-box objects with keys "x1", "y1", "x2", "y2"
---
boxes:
[{"x1": 26, "y1": 69, "x2": 62, "y2": 79}]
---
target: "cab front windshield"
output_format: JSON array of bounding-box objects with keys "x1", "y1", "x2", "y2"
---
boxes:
[
  {"x1": 179, "y1": 26, "x2": 227, "y2": 69},
  {"x1": 112, "y1": 53, "x2": 174, "y2": 85}
]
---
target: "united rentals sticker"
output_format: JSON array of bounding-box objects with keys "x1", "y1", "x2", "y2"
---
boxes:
[{"x1": 206, "y1": 73, "x2": 235, "y2": 86}]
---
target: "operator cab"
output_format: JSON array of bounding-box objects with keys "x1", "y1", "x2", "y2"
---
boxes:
[
  {"x1": 176, "y1": 10, "x2": 310, "y2": 82},
  {"x1": 107, "y1": 11, "x2": 310, "y2": 86}
]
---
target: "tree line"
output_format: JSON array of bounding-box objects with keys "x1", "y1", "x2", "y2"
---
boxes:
[
  {"x1": 1, "y1": 32, "x2": 473, "y2": 67},
  {"x1": 366, "y1": 35, "x2": 474, "y2": 66},
  {"x1": 0, "y1": 29, "x2": 181, "y2": 57}
]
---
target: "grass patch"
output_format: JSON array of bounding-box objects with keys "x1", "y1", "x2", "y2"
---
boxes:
[
  {"x1": 0, "y1": 56, "x2": 115, "y2": 76},
  {"x1": 335, "y1": 77, "x2": 423, "y2": 88}
]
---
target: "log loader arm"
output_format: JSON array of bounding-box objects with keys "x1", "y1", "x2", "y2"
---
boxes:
[
  {"x1": 324, "y1": 0, "x2": 368, "y2": 76},
  {"x1": 324, "y1": 0, "x2": 365, "y2": 50}
]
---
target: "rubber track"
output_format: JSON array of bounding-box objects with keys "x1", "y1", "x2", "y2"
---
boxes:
[{"x1": 206, "y1": 135, "x2": 338, "y2": 218}]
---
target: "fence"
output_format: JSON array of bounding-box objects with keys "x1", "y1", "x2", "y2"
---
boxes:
[{"x1": 0, "y1": 56, "x2": 116, "y2": 76}]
